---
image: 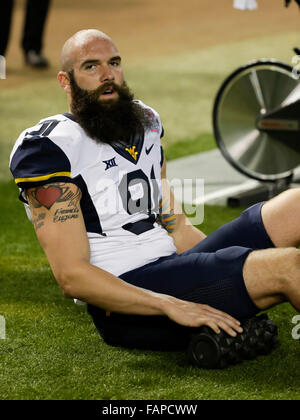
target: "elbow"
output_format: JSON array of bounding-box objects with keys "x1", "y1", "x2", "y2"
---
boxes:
[
  {"x1": 61, "y1": 283, "x2": 74, "y2": 299},
  {"x1": 56, "y1": 271, "x2": 75, "y2": 298},
  {"x1": 55, "y1": 266, "x2": 83, "y2": 299}
]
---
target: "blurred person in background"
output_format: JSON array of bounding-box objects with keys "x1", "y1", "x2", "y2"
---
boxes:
[
  {"x1": 0, "y1": 0, "x2": 51, "y2": 68},
  {"x1": 285, "y1": 0, "x2": 300, "y2": 8}
]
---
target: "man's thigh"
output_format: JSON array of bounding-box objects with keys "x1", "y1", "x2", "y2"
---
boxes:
[
  {"x1": 121, "y1": 246, "x2": 258, "y2": 319},
  {"x1": 89, "y1": 246, "x2": 259, "y2": 351},
  {"x1": 185, "y1": 202, "x2": 275, "y2": 255}
]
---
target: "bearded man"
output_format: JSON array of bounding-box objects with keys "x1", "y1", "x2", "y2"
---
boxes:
[{"x1": 9, "y1": 30, "x2": 300, "y2": 358}]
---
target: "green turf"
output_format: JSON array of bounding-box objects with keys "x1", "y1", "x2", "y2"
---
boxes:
[
  {"x1": 163, "y1": 132, "x2": 216, "y2": 161},
  {"x1": 1, "y1": 180, "x2": 299, "y2": 400}
]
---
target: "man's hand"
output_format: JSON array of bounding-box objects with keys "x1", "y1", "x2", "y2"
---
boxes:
[{"x1": 158, "y1": 294, "x2": 243, "y2": 337}]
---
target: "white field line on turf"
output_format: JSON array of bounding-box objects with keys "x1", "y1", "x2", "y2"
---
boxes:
[{"x1": 194, "y1": 179, "x2": 260, "y2": 205}]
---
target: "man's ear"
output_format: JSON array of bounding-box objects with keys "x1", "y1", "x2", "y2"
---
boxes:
[{"x1": 57, "y1": 71, "x2": 71, "y2": 94}]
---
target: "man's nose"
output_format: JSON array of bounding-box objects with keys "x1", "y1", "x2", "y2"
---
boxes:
[{"x1": 100, "y1": 64, "x2": 114, "y2": 82}]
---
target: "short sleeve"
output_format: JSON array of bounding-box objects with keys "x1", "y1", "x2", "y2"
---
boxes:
[{"x1": 10, "y1": 135, "x2": 72, "y2": 191}]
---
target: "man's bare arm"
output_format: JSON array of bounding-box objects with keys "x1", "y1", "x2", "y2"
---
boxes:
[
  {"x1": 158, "y1": 156, "x2": 206, "y2": 253},
  {"x1": 25, "y1": 182, "x2": 242, "y2": 336},
  {"x1": 26, "y1": 182, "x2": 164, "y2": 312}
]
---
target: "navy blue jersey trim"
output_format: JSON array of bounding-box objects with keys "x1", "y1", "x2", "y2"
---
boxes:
[
  {"x1": 160, "y1": 126, "x2": 164, "y2": 139},
  {"x1": 10, "y1": 136, "x2": 71, "y2": 181},
  {"x1": 72, "y1": 174, "x2": 106, "y2": 236},
  {"x1": 111, "y1": 130, "x2": 144, "y2": 165},
  {"x1": 122, "y1": 216, "x2": 155, "y2": 235},
  {"x1": 63, "y1": 112, "x2": 77, "y2": 122}
]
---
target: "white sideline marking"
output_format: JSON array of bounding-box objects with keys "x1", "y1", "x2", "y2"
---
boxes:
[
  {"x1": 0, "y1": 316, "x2": 5, "y2": 339},
  {"x1": 194, "y1": 179, "x2": 259, "y2": 205}
]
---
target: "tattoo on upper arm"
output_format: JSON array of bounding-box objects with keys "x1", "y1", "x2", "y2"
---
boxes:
[
  {"x1": 32, "y1": 212, "x2": 46, "y2": 231},
  {"x1": 156, "y1": 198, "x2": 176, "y2": 233},
  {"x1": 26, "y1": 183, "x2": 82, "y2": 230}
]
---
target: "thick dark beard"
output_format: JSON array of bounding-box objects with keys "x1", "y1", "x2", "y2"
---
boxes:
[{"x1": 68, "y1": 71, "x2": 151, "y2": 145}]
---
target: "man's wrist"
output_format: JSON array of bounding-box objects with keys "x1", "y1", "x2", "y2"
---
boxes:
[{"x1": 147, "y1": 291, "x2": 175, "y2": 316}]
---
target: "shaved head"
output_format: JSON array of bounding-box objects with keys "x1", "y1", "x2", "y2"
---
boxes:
[
  {"x1": 57, "y1": 29, "x2": 152, "y2": 146},
  {"x1": 60, "y1": 29, "x2": 115, "y2": 72}
]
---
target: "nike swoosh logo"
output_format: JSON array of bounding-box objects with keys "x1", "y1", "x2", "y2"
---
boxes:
[{"x1": 145, "y1": 144, "x2": 154, "y2": 155}]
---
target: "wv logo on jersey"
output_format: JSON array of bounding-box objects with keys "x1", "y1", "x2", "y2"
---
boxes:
[
  {"x1": 125, "y1": 146, "x2": 138, "y2": 161},
  {"x1": 103, "y1": 157, "x2": 118, "y2": 171}
]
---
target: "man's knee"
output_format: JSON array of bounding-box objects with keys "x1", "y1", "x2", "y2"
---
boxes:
[
  {"x1": 242, "y1": 247, "x2": 300, "y2": 311},
  {"x1": 281, "y1": 247, "x2": 300, "y2": 291},
  {"x1": 262, "y1": 188, "x2": 300, "y2": 224}
]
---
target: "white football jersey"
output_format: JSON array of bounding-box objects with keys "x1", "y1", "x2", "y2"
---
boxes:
[{"x1": 9, "y1": 101, "x2": 177, "y2": 277}]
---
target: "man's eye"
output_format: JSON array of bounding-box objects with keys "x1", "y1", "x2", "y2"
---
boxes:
[
  {"x1": 85, "y1": 64, "x2": 96, "y2": 70},
  {"x1": 111, "y1": 61, "x2": 120, "y2": 67}
]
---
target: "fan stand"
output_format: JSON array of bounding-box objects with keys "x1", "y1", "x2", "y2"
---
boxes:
[
  {"x1": 227, "y1": 173, "x2": 295, "y2": 208},
  {"x1": 213, "y1": 57, "x2": 300, "y2": 208}
]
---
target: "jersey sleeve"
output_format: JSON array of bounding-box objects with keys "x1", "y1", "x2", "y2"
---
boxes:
[
  {"x1": 10, "y1": 135, "x2": 72, "y2": 193},
  {"x1": 137, "y1": 100, "x2": 164, "y2": 139}
]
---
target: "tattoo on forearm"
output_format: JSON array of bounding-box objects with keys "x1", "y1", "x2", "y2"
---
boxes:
[
  {"x1": 157, "y1": 198, "x2": 176, "y2": 233},
  {"x1": 27, "y1": 183, "x2": 82, "y2": 228}
]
